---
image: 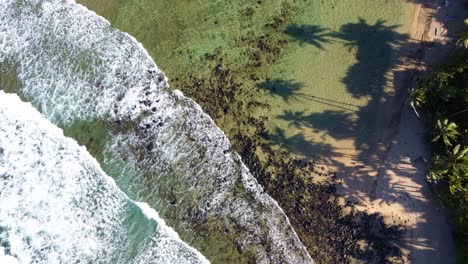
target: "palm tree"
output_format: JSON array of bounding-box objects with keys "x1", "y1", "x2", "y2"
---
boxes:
[
  {"x1": 432, "y1": 119, "x2": 459, "y2": 147},
  {"x1": 430, "y1": 144, "x2": 468, "y2": 198},
  {"x1": 457, "y1": 19, "x2": 468, "y2": 48},
  {"x1": 410, "y1": 87, "x2": 427, "y2": 117}
]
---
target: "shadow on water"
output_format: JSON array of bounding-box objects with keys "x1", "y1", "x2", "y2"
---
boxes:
[
  {"x1": 277, "y1": 110, "x2": 355, "y2": 140},
  {"x1": 267, "y1": 126, "x2": 334, "y2": 159},
  {"x1": 257, "y1": 79, "x2": 360, "y2": 111},
  {"x1": 283, "y1": 24, "x2": 333, "y2": 49},
  {"x1": 332, "y1": 18, "x2": 407, "y2": 98},
  {"x1": 264, "y1": 1, "x2": 468, "y2": 260},
  {"x1": 256, "y1": 79, "x2": 305, "y2": 102},
  {"x1": 263, "y1": 18, "x2": 418, "y2": 262},
  {"x1": 266, "y1": 18, "x2": 408, "y2": 158}
]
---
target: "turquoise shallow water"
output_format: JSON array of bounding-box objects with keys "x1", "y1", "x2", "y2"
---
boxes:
[
  {"x1": 0, "y1": 91, "x2": 207, "y2": 264},
  {"x1": 260, "y1": 0, "x2": 416, "y2": 160},
  {"x1": 0, "y1": 0, "x2": 419, "y2": 262},
  {"x1": 0, "y1": 0, "x2": 313, "y2": 263},
  {"x1": 77, "y1": 0, "x2": 416, "y2": 163}
]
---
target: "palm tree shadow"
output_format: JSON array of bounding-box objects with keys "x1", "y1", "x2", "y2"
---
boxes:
[
  {"x1": 277, "y1": 110, "x2": 355, "y2": 140},
  {"x1": 285, "y1": 18, "x2": 409, "y2": 155},
  {"x1": 332, "y1": 18, "x2": 408, "y2": 99},
  {"x1": 257, "y1": 79, "x2": 360, "y2": 112},
  {"x1": 283, "y1": 24, "x2": 334, "y2": 49},
  {"x1": 268, "y1": 19, "x2": 413, "y2": 160},
  {"x1": 270, "y1": 19, "x2": 415, "y2": 261},
  {"x1": 267, "y1": 9, "x2": 466, "y2": 262},
  {"x1": 256, "y1": 79, "x2": 306, "y2": 103},
  {"x1": 267, "y1": 127, "x2": 334, "y2": 158},
  {"x1": 263, "y1": 16, "x2": 410, "y2": 156}
]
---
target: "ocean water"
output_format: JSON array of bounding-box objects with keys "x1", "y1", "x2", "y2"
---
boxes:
[
  {"x1": 0, "y1": 0, "x2": 313, "y2": 263},
  {"x1": 76, "y1": 0, "x2": 417, "y2": 164},
  {"x1": 0, "y1": 91, "x2": 208, "y2": 263}
]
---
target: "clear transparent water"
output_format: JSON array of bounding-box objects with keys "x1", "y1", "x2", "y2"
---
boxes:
[{"x1": 0, "y1": 0, "x2": 313, "y2": 263}]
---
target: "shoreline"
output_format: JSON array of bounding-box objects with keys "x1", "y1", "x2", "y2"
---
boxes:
[
  {"x1": 329, "y1": 0, "x2": 465, "y2": 262},
  {"x1": 42, "y1": 0, "x2": 465, "y2": 262}
]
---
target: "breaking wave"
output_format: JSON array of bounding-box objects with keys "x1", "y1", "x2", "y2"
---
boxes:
[
  {"x1": 0, "y1": 0, "x2": 313, "y2": 263},
  {"x1": 0, "y1": 91, "x2": 208, "y2": 263}
]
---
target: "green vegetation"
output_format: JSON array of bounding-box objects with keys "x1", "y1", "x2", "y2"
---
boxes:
[
  {"x1": 457, "y1": 19, "x2": 468, "y2": 48},
  {"x1": 411, "y1": 27, "x2": 468, "y2": 263}
]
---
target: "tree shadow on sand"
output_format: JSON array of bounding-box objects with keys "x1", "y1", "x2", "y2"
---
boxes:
[
  {"x1": 265, "y1": 124, "x2": 406, "y2": 263},
  {"x1": 269, "y1": 11, "x2": 465, "y2": 261},
  {"x1": 404, "y1": 0, "x2": 468, "y2": 34},
  {"x1": 263, "y1": 18, "x2": 421, "y2": 262},
  {"x1": 262, "y1": 2, "x2": 468, "y2": 261}
]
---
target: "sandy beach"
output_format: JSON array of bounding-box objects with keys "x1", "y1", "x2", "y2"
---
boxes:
[{"x1": 331, "y1": 0, "x2": 466, "y2": 262}]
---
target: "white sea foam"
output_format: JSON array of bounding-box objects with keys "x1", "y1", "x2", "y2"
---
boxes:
[
  {"x1": 0, "y1": 0, "x2": 313, "y2": 263},
  {"x1": 0, "y1": 91, "x2": 207, "y2": 263},
  {"x1": 0, "y1": 247, "x2": 19, "y2": 264}
]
